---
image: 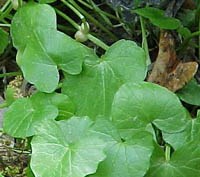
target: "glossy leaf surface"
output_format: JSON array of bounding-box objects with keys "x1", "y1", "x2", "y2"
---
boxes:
[
  {"x1": 63, "y1": 40, "x2": 146, "y2": 119},
  {"x1": 31, "y1": 117, "x2": 106, "y2": 177},
  {"x1": 112, "y1": 82, "x2": 189, "y2": 133}
]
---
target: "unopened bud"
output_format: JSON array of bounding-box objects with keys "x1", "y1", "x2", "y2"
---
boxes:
[
  {"x1": 75, "y1": 30, "x2": 88, "y2": 42},
  {"x1": 12, "y1": 0, "x2": 19, "y2": 10},
  {"x1": 80, "y1": 22, "x2": 90, "y2": 34}
]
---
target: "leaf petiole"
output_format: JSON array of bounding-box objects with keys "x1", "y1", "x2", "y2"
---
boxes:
[
  {"x1": 0, "y1": 23, "x2": 10, "y2": 27},
  {"x1": 165, "y1": 144, "x2": 171, "y2": 162},
  {"x1": 55, "y1": 8, "x2": 80, "y2": 30},
  {"x1": 0, "y1": 71, "x2": 21, "y2": 78},
  {"x1": 87, "y1": 34, "x2": 109, "y2": 50},
  {"x1": 62, "y1": 0, "x2": 117, "y2": 40},
  {"x1": 0, "y1": 0, "x2": 11, "y2": 12},
  {"x1": 61, "y1": 0, "x2": 85, "y2": 21},
  {"x1": 139, "y1": 16, "x2": 151, "y2": 65},
  {"x1": 55, "y1": 8, "x2": 109, "y2": 50}
]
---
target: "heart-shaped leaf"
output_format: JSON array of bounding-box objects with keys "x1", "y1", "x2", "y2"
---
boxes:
[
  {"x1": 112, "y1": 82, "x2": 189, "y2": 133},
  {"x1": 11, "y1": 2, "x2": 56, "y2": 50},
  {"x1": 145, "y1": 142, "x2": 200, "y2": 177},
  {"x1": 134, "y1": 7, "x2": 181, "y2": 29},
  {"x1": 3, "y1": 92, "x2": 73, "y2": 138},
  {"x1": 88, "y1": 119, "x2": 154, "y2": 177},
  {"x1": 17, "y1": 29, "x2": 91, "y2": 92},
  {"x1": 163, "y1": 112, "x2": 200, "y2": 150},
  {"x1": 62, "y1": 40, "x2": 146, "y2": 119},
  {"x1": 11, "y1": 3, "x2": 90, "y2": 92},
  {"x1": 31, "y1": 117, "x2": 106, "y2": 177},
  {"x1": 177, "y1": 79, "x2": 200, "y2": 106}
]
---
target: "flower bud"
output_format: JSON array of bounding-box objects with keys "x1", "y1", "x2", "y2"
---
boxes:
[
  {"x1": 74, "y1": 30, "x2": 88, "y2": 42},
  {"x1": 12, "y1": 0, "x2": 19, "y2": 10},
  {"x1": 80, "y1": 22, "x2": 90, "y2": 34}
]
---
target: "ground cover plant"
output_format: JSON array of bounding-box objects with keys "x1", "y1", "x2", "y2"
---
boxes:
[{"x1": 0, "y1": 0, "x2": 200, "y2": 176}]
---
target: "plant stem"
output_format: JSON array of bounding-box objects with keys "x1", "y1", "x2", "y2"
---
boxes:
[
  {"x1": 0, "y1": 23, "x2": 10, "y2": 27},
  {"x1": 88, "y1": 0, "x2": 112, "y2": 26},
  {"x1": 55, "y1": 8, "x2": 80, "y2": 30},
  {"x1": 0, "y1": 0, "x2": 11, "y2": 12},
  {"x1": 101, "y1": 10, "x2": 118, "y2": 21},
  {"x1": 0, "y1": 71, "x2": 21, "y2": 78},
  {"x1": 56, "y1": 82, "x2": 63, "y2": 90},
  {"x1": 1, "y1": 18, "x2": 9, "y2": 24},
  {"x1": 57, "y1": 24, "x2": 75, "y2": 33},
  {"x1": 55, "y1": 9, "x2": 109, "y2": 50},
  {"x1": 199, "y1": 13, "x2": 200, "y2": 59},
  {"x1": 186, "y1": 31, "x2": 200, "y2": 40},
  {"x1": 62, "y1": 0, "x2": 117, "y2": 40},
  {"x1": 62, "y1": 0, "x2": 85, "y2": 20},
  {"x1": 178, "y1": 31, "x2": 200, "y2": 51},
  {"x1": 78, "y1": 0, "x2": 117, "y2": 22},
  {"x1": 0, "y1": 2, "x2": 13, "y2": 21},
  {"x1": 77, "y1": 0, "x2": 93, "y2": 9},
  {"x1": 140, "y1": 16, "x2": 151, "y2": 65},
  {"x1": 87, "y1": 34, "x2": 109, "y2": 50},
  {"x1": 165, "y1": 144, "x2": 171, "y2": 162},
  {"x1": 18, "y1": 0, "x2": 23, "y2": 7}
]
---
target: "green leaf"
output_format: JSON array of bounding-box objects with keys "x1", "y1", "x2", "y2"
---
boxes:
[
  {"x1": 145, "y1": 142, "x2": 200, "y2": 177},
  {"x1": 62, "y1": 40, "x2": 146, "y2": 119},
  {"x1": 17, "y1": 43, "x2": 59, "y2": 93},
  {"x1": 31, "y1": 117, "x2": 106, "y2": 177},
  {"x1": 177, "y1": 79, "x2": 200, "y2": 106},
  {"x1": 112, "y1": 82, "x2": 189, "y2": 134},
  {"x1": 177, "y1": 26, "x2": 192, "y2": 38},
  {"x1": 26, "y1": 165, "x2": 35, "y2": 177},
  {"x1": 134, "y1": 7, "x2": 181, "y2": 29},
  {"x1": 163, "y1": 115, "x2": 200, "y2": 150},
  {"x1": 17, "y1": 29, "x2": 89, "y2": 93},
  {"x1": 3, "y1": 97, "x2": 57, "y2": 138},
  {"x1": 32, "y1": 29, "x2": 89, "y2": 75},
  {"x1": 10, "y1": 2, "x2": 57, "y2": 92},
  {"x1": 178, "y1": 9, "x2": 196, "y2": 27},
  {"x1": 11, "y1": 3, "x2": 91, "y2": 92},
  {"x1": 30, "y1": 92, "x2": 75, "y2": 120},
  {"x1": 11, "y1": 2, "x2": 56, "y2": 50},
  {"x1": 4, "y1": 87, "x2": 17, "y2": 106},
  {"x1": 38, "y1": 0, "x2": 56, "y2": 3},
  {"x1": 3, "y1": 92, "x2": 73, "y2": 138},
  {"x1": 0, "y1": 28, "x2": 8, "y2": 55},
  {"x1": 89, "y1": 119, "x2": 154, "y2": 177},
  {"x1": 17, "y1": 28, "x2": 90, "y2": 93}
]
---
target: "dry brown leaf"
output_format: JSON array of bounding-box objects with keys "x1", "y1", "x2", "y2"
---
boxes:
[{"x1": 147, "y1": 30, "x2": 198, "y2": 92}]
